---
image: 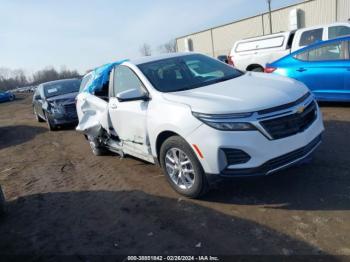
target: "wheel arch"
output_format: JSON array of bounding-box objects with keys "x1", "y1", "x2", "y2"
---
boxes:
[
  {"x1": 155, "y1": 130, "x2": 182, "y2": 161},
  {"x1": 246, "y1": 64, "x2": 264, "y2": 71}
]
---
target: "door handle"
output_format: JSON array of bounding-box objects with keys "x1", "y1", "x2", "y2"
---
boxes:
[
  {"x1": 110, "y1": 103, "x2": 118, "y2": 109},
  {"x1": 297, "y1": 68, "x2": 307, "y2": 72}
]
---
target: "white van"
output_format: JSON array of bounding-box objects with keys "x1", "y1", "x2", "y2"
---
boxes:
[{"x1": 229, "y1": 22, "x2": 350, "y2": 72}]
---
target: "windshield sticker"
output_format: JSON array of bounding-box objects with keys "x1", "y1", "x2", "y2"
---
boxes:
[{"x1": 47, "y1": 88, "x2": 58, "y2": 94}]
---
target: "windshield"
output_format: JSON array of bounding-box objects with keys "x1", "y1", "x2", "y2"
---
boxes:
[
  {"x1": 137, "y1": 54, "x2": 243, "y2": 92},
  {"x1": 43, "y1": 79, "x2": 81, "y2": 98}
]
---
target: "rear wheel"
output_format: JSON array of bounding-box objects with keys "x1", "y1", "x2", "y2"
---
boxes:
[
  {"x1": 251, "y1": 66, "x2": 264, "y2": 72},
  {"x1": 160, "y1": 136, "x2": 208, "y2": 198},
  {"x1": 8, "y1": 95, "x2": 14, "y2": 101}
]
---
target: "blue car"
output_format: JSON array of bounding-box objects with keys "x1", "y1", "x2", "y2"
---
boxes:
[
  {"x1": 0, "y1": 91, "x2": 15, "y2": 103},
  {"x1": 266, "y1": 36, "x2": 350, "y2": 102}
]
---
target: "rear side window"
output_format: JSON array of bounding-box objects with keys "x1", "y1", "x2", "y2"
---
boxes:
[
  {"x1": 328, "y1": 26, "x2": 350, "y2": 39},
  {"x1": 294, "y1": 51, "x2": 309, "y2": 61},
  {"x1": 294, "y1": 41, "x2": 348, "y2": 61},
  {"x1": 299, "y1": 28, "x2": 323, "y2": 46},
  {"x1": 308, "y1": 41, "x2": 348, "y2": 61}
]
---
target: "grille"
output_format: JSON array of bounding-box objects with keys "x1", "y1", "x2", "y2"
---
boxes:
[
  {"x1": 260, "y1": 101, "x2": 317, "y2": 140},
  {"x1": 222, "y1": 148, "x2": 251, "y2": 165},
  {"x1": 263, "y1": 134, "x2": 321, "y2": 172},
  {"x1": 64, "y1": 103, "x2": 77, "y2": 118}
]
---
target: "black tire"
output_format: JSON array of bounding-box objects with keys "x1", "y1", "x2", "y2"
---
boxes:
[
  {"x1": 251, "y1": 66, "x2": 264, "y2": 72},
  {"x1": 33, "y1": 107, "x2": 44, "y2": 122},
  {"x1": 9, "y1": 95, "x2": 14, "y2": 101},
  {"x1": 159, "y1": 136, "x2": 208, "y2": 198},
  {"x1": 88, "y1": 136, "x2": 106, "y2": 156},
  {"x1": 45, "y1": 112, "x2": 57, "y2": 131},
  {"x1": 0, "y1": 186, "x2": 6, "y2": 216}
]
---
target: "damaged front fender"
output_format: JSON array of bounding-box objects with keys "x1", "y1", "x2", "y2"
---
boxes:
[{"x1": 76, "y1": 92, "x2": 110, "y2": 137}]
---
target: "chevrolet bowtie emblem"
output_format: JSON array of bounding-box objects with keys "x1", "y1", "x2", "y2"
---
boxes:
[{"x1": 297, "y1": 106, "x2": 306, "y2": 114}]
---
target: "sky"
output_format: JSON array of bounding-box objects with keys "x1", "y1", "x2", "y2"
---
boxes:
[{"x1": 0, "y1": 0, "x2": 302, "y2": 74}]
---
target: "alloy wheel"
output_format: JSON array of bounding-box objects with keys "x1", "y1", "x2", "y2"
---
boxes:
[{"x1": 165, "y1": 148, "x2": 195, "y2": 190}]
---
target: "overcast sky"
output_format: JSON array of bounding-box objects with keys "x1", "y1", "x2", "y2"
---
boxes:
[{"x1": 0, "y1": 0, "x2": 302, "y2": 74}]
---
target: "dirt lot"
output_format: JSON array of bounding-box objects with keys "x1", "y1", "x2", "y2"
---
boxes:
[{"x1": 0, "y1": 94, "x2": 349, "y2": 258}]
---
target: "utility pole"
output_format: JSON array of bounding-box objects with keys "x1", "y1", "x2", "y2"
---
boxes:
[{"x1": 267, "y1": 0, "x2": 273, "y2": 34}]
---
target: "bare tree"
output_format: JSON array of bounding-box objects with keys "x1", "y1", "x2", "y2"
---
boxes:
[
  {"x1": 140, "y1": 43, "x2": 152, "y2": 56},
  {"x1": 159, "y1": 39, "x2": 177, "y2": 53},
  {"x1": 0, "y1": 66, "x2": 80, "y2": 91}
]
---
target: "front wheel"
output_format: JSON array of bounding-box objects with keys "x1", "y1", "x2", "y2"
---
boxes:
[
  {"x1": 0, "y1": 186, "x2": 6, "y2": 216},
  {"x1": 33, "y1": 107, "x2": 44, "y2": 122},
  {"x1": 45, "y1": 112, "x2": 57, "y2": 131},
  {"x1": 88, "y1": 136, "x2": 106, "y2": 156},
  {"x1": 160, "y1": 136, "x2": 208, "y2": 198}
]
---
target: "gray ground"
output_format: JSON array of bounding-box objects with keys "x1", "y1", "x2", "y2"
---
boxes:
[{"x1": 0, "y1": 94, "x2": 349, "y2": 258}]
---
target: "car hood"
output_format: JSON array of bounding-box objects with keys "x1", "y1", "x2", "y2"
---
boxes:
[
  {"x1": 47, "y1": 92, "x2": 78, "y2": 105},
  {"x1": 162, "y1": 73, "x2": 309, "y2": 114}
]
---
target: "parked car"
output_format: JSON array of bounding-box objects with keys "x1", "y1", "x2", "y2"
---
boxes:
[
  {"x1": 0, "y1": 90, "x2": 15, "y2": 103},
  {"x1": 229, "y1": 22, "x2": 350, "y2": 72},
  {"x1": 217, "y1": 55, "x2": 228, "y2": 63},
  {"x1": 33, "y1": 79, "x2": 81, "y2": 130},
  {"x1": 76, "y1": 53, "x2": 324, "y2": 198},
  {"x1": 265, "y1": 36, "x2": 350, "y2": 102}
]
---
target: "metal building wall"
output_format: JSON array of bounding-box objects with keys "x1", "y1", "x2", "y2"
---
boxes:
[
  {"x1": 212, "y1": 16, "x2": 263, "y2": 58},
  {"x1": 176, "y1": 0, "x2": 350, "y2": 57},
  {"x1": 337, "y1": 0, "x2": 350, "y2": 21}
]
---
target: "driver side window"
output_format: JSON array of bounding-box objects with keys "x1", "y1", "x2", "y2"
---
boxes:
[{"x1": 113, "y1": 66, "x2": 145, "y2": 96}]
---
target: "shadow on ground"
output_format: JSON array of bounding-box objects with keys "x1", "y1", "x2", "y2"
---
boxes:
[
  {"x1": 202, "y1": 120, "x2": 350, "y2": 211},
  {"x1": 0, "y1": 190, "x2": 334, "y2": 257},
  {"x1": 0, "y1": 125, "x2": 47, "y2": 150}
]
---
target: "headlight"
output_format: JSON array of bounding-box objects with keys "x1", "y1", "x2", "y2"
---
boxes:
[
  {"x1": 50, "y1": 103, "x2": 64, "y2": 114},
  {"x1": 192, "y1": 112, "x2": 256, "y2": 131}
]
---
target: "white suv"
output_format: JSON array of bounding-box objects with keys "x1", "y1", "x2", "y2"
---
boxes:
[{"x1": 76, "y1": 53, "x2": 324, "y2": 198}]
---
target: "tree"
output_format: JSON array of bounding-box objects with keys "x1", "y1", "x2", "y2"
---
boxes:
[
  {"x1": 0, "y1": 66, "x2": 81, "y2": 91},
  {"x1": 140, "y1": 43, "x2": 152, "y2": 56},
  {"x1": 159, "y1": 39, "x2": 177, "y2": 53}
]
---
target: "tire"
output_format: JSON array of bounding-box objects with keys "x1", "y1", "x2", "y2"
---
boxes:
[
  {"x1": 88, "y1": 136, "x2": 106, "y2": 156},
  {"x1": 45, "y1": 112, "x2": 57, "y2": 131},
  {"x1": 9, "y1": 95, "x2": 14, "y2": 101},
  {"x1": 0, "y1": 186, "x2": 6, "y2": 216},
  {"x1": 33, "y1": 107, "x2": 44, "y2": 122},
  {"x1": 159, "y1": 136, "x2": 208, "y2": 198},
  {"x1": 251, "y1": 66, "x2": 264, "y2": 72}
]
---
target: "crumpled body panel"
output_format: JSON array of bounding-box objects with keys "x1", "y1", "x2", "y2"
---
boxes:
[{"x1": 76, "y1": 92, "x2": 110, "y2": 137}]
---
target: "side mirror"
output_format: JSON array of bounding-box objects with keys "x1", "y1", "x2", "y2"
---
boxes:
[
  {"x1": 116, "y1": 88, "x2": 149, "y2": 102},
  {"x1": 34, "y1": 94, "x2": 41, "y2": 100}
]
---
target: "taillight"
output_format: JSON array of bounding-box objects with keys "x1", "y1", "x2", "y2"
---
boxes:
[
  {"x1": 264, "y1": 66, "x2": 276, "y2": 73},
  {"x1": 228, "y1": 55, "x2": 234, "y2": 66}
]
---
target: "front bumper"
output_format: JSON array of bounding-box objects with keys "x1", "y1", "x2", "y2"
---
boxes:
[
  {"x1": 48, "y1": 112, "x2": 78, "y2": 125},
  {"x1": 185, "y1": 106, "x2": 324, "y2": 176},
  {"x1": 220, "y1": 134, "x2": 321, "y2": 177}
]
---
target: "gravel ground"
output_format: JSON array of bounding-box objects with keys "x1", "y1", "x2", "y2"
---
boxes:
[{"x1": 0, "y1": 94, "x2": 349, "y2": 259}]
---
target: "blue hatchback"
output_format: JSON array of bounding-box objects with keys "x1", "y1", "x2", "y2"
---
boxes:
[
  {"x1": 0, "y1": 90, "x2": 15, "y2": 103},
  {"x1": 266, "y1": 36, "x2": 350, "y2": 102}
]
